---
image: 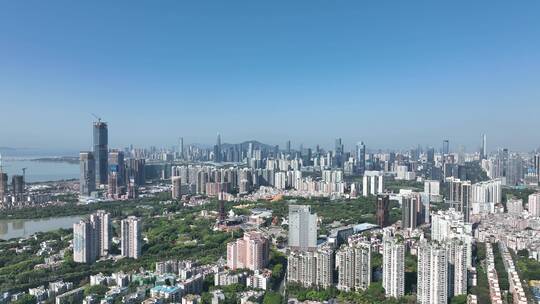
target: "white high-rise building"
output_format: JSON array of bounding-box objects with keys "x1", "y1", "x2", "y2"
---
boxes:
[
  {"x1": 287, "y1": 247, "x2": 334, "y2": 289},
  {"x1": 288, "y1": 205, "x2": 317, "y2": 251},
  {"x1": 382, "y1": 234, "x2": 405, "y2": 298},
  {"x1": 424, "y1": 180, "x2": 440, "y2": 196},
  {"x1": 506, "y1": 198, "x2": 523, "y2": 215},
  {"x1": 362, "y1": 171, "x2": 384, "y2": 197},
  {"x1": 417, "y1": 239, "x2": 448, "y2": 304},
  {"x1": 171, "y1": 176, "x2": 182, "y2": 199},
  {"x1": 91, "y1": 210, "x2": 111, "y2": 257},
  {"x1": 336, "y1": 241, "x2": 371, "y2": 292},
  {"x1": 121, "y1": 216, "x2": 142, "y2": 259},
  {"x1": 471, "y1": 178, "x2": 502, "y2": 214},
  {"x1": 431, "y1": 209, "x2": 473, "y2": 268},
  {"x1": 417, "y1": 238, "x2": 467, "y2": 304},
  {"x1": 73, "y1": 220, "x2": 97, "y2": 264},
  {"x1": 528, "y1": 193, "x2": 540, "y2": 217},
  {"x1": 73, "y1": 210, "x2": 111, "y2": 264}
]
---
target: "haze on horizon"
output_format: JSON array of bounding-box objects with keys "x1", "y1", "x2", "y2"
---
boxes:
[{"x1": 0, "y1": 1, "x2": 539, "y2": 152}]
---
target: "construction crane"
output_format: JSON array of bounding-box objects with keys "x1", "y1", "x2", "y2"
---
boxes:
[{"x1": 91, "y1": 113, "x2": 102, "y2": 122}]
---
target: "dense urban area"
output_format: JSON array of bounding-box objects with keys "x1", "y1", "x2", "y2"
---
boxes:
[{"x1": 0, "y1": 122, "x2": 539, "y2": 304}]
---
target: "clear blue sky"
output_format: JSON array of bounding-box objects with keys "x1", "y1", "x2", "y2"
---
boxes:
[{"x1": 1, "y1": 1, "x2": 539, "y2": 152}]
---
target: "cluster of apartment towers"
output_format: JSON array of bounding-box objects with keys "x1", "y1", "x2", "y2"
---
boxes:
[
  {"x1": 73, "y1": 210, "x2": 141, "y2": 264},
  {"x1": 284, "y1": 199, "x2": 470, "y2": 304}
]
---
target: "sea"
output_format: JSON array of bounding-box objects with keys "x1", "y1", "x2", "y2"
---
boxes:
[{"x1": 0, "y1": 149, "x2": 79, "y2": 183}]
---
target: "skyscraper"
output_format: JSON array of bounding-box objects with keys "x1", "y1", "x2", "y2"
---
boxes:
[
  {"x1": 121, "y1": 216, "x2": 141, "y2": 259},
  {"x1": 402, "y1": 195, "x2": 419, "y2": 230},
  {"x1": 179, "y1": 137, "x2": 184, "y2": 159},
  {"x1": 528, "y1": 193, "x2": 540, "y2": 217},
  {"x1": 73, "y1": 219, "x2": 97, "y2": 264},
  {"x1": 356, "y1": 141, "x2": 366, "y2": 175},
  {"x1": 73, "y1": 210, "x2": 111, "y2": 264},
  {"x1": 171, "y1": 176, "x2": 182, "y2": 199},
  {"x1": 91, "y1": 210, "x2": 111, "y2": 257},
  {"x1": 382, "y1": 234, "x2": 405, "y2": 298},
  {"x1": 377, "y1": 195, "x2": 390, "y2": 228},
  {"x1": 286, "y1": 140, "x2": 291, "y2": 154},
  {"x1": 93, "y1": 120, "x2": 108, "y2": 185},
  {"x1": 11, "y1": 175, "x2": 24, "y2": 202},
  {"x1": 417, "y1": 239, "x2": 448, "y2": 304},
  {"x1": 442, "y1": 139, "x2": 450, "y2": 155},
  {"x1": 0, "y1": 172, "x2": 7, "y2": 200},
  {"x1": 288, "y1": 205, "x2": 317, "y2": 251},
  {"x1": 534, "y1": 154, "x2": 540, "y2": 184},
  {"x1": 0, "y1": 154, "x2": 6, "y2": 200},
  {"x1": 80, "y1": 152, "x2": 96, "y2": 196},
  {"x1": 108, "y1": 150, "x2": 125, "y2": 187},
  {"x1": 127, "y1": 158, "x2": 145, "y2": 186},
  {"x1": 417, "y1": 238, "x2": 467, "y2": 303},
  {"x1": 481, "y1": 134, "x2": 487, "y2": 160},
  {"x1": 336, "y1": 241, "x2": 371, "y2": 292}
]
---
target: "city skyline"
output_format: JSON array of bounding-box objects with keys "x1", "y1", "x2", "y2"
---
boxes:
[{"x1": 1, "y1": 1, "x2": 540, "y2": 150}]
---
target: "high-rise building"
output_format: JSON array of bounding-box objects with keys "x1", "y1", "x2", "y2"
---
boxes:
[
  {"x1": 0, "y1": 154, "x2": 7, "y2": 200},
  {"x1": 286, "y1": 140, "x2": 291, "y2": 154},
  {"x1": 0, "y1": 172, "x2": 7, "y2": 200},
  {"x1": 93, "y1": 120, "x2": 108, "y2": 185},
  {"x1": 121, "y1": 216, "x2": 141, "y2": 259},
  {"x1": 417, "y1": 239, "x2": 448, "y2": 304},
  {"x1": 362, "y1": 171, "x2": 384, "y2": 197},
  {"x1": 382, "y1": 234, "x2": 405, "y2": 298},
  {"x1": 127, "y1": 158, "x2": 145, "y2": 186},
  {"x1": 481, "y1": 134, "x2": 487, "y2": 160},
  {"x1": 172, "y1": 176, "x2": 182, "y2": 199},
  {"x1": 179, "y1": 137, "x2": 184, "y2": 159},
  {"x1": 442, "y1": 139, "x2": 450, "y2": 155},
  {"x1": 471, "y1": 178, "x2": 502, "y2": 214},
  {"x1": 356, "y1": 142, "x2": 366, "y2": 176},
  {"x1": 534, "y1": 154, "x2": 540, "y2": 184},
  {"x1": 377, "y1": 195, "x2": 390, "y2": 228},
  {"x1": 80, "y1": 152, "x2": 96, "y2": 196},
  {"x1": 336, "y1": 241, "x2": 371, "y2": 292},
  {"x1": 108, "y1": 150, "x2": 125, "y2": 187},
  {"x1": 11, "y1": 174, "x2": 24, "y2": 202},
  {"x1": 528, "y1": 193, "x2": 540, "y2": 217},
  {"x1": 91, "y1": 210, "x2": 111, "y2": 257},
  {"x1": 402, "y1": 195, "x2": 419, "y2": 230},
  {"x1": 73, "y1": 219, "x2": 97, "y2": 264},
  {"x1": 287, "y1": 247, "x2": 334, "y2": 289},
  {"x1": 417, "y1": 238, "x2": 467, "y2": 303},
  {"x1": 73, "y1": 210, "x2": 111, "y2": 264},
  {"x1": 288, "y1": 205, "x2": 317, "y2": 251},
  {"x1": 227, "y1": 231, "x2": 270, "y2": 271},
  {"x1": 108, "y1": 172, "x2": 118, "y2": 198}
]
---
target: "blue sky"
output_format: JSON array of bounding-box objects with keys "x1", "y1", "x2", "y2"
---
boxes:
[{"x1": 0, "y1": 1, "x2": 539, "y2": 152}]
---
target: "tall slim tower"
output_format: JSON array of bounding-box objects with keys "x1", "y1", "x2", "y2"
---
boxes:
[
  {"x1": 121, "y1": 216, "x2": 141, "y2": 259},
  {"x1": 442, "y1": 140, "x2": 450, "y2": 155},
  {"x1": 382, "y1": 235, "x2": 405, "y2": 298},
  {"x1": 356, "y1": 141, "x2": 366, "y2": 175},
  {"x1": 93, "y1": 119, "x2": 108, "y2": 185},
  {"x1": 0, "y1": 154, "x2": 7, "y2": 200},
  {"x1": 288, "y1": 205, "x2": 317, "y2": 251},
  {"x1": 481, "y1": 134, "x2": 487, "y2": 160},
  {"x1": 377, "y1": 195, "x2": 390, "y2": 228},
  {"x1": 80, "y1": 152, "x2": 96, "y2": 196}
]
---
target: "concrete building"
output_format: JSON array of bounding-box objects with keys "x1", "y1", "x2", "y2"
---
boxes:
[
  {"x1": 93, "y1": 120, "x2": 108, "y2": 185},
  {"x1": 73, "y1": 211, "x2": 111, "y2": 263},
  {"x1": 288, "y1": 205, "x2": 317, "y2": 250},
  {"x1": 377, "y1": 194, "x2": 390, "y2": 228},
  {"x1": 336, "y1": 241, "x2": 371, "y2": 292},
  {"x1": 121, "y1": 216, "x2": 141, "y2": 259},
  {"x1": 80, "y1": 152, "x2": 96, "y2": 197},
  {"x1": 417, "y1": 239, "x2": 448, "y2": 304},
  {"x1": 287, "y1": 247, "x2": 334, "y2": 289},
  {"x1": 172, "y1": 176, "x2": 182, "y2": 199},
  {"x1": 227, "y1": 231, "x2": 269, "y2": 271},
  {"x1": 382, "y1": 234, "x2": 404, "y2": 298},
  {"x1": 362, "y1": 171, "x2": 384, "y2": 196},
  {"x1": 528, "y1": 193, "x2": 540, "y2": 217}
]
